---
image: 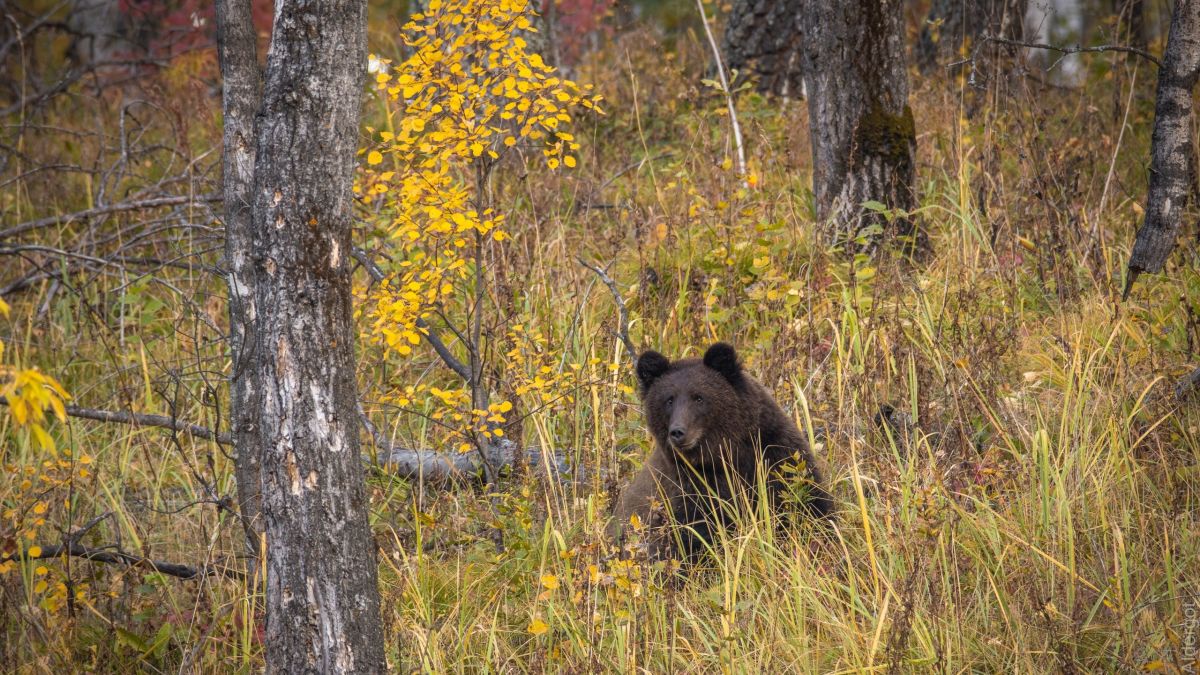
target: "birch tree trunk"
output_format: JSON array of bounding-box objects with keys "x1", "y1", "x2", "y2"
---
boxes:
[
  {"x1": 214, "y1": 0, "x2": 263, "y2": 556},
  {"x1": 1126, "y1": 0, "x2": 1200, "y2": 295},
  {"x1": 218, "y1": 0, "x2": 386, "y2": 671},
  {"x1": 800, "y1": 0, "x2": 916, "y2": 246}
]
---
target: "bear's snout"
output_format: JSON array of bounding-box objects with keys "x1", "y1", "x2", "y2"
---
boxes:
[{"x1": 669, "y1": 427, "x2": 686, "y2": 442}]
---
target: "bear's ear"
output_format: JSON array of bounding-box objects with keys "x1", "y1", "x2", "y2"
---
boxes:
[
  {"x1": 636, "y1": 350, "x2": 671, "y2": 392},
  {"x1": 703, "y1": 342, "x2": 745, "y2": 388}
]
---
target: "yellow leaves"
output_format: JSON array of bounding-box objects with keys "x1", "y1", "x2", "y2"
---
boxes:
[
  {"x1": 1, "y1": 305, "x2": 70, "y2": 455},
  {"x1": 356, "y1": 0, "x2": 599, "y2": 453}
]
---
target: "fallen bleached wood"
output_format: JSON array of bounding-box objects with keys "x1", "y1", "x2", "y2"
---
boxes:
[{"x1": 372, "y1": 438, "x2": 583, "y2": 483}]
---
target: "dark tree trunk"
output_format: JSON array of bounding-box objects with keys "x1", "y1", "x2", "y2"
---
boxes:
[
  {"x1": 214, "y1": 0, "x2": 263, "y2": 557},
  {"x1": 1126, "y1": 0, "x2": 1200, "y2": 295},
  {"x1": 218, "y1": 0, "x2": 386, "y2": 672},
  {"x1": 1116, "y1": 0, "x2": 1148, "y2": 51},
  {"x1": 721, "y1": 0, "x2": 805, "y2": 97},
  {"x1": 800, "y1": 0, "x2": 916, "y2": 245},
  {"x1": 916, "y1": 0, "x2": 1027, "y2": 74}
]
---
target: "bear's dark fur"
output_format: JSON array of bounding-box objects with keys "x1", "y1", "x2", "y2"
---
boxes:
[{"x1": 608, "y1": 342, "x2": 833, "y2": 563}]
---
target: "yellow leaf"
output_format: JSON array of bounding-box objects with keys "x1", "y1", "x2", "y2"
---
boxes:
[
  {"x1": 563, "y1": 155, "x2": 576, "y2": 168},
  {"x1": 540, "y1": 574, "x2": 559, "y2": 590},
  {"x1": 28, "y1": 546, "x2": 42, "y2": 558},
  {"x1": 31, "y1": 425, "x2": 54, "y2": 452},
  {"x1": 528, "y1": 618, "x2": 549, "y2": 635},
  {"x1": 367, "y1": 151, "x2": 384, "y2": 165}
]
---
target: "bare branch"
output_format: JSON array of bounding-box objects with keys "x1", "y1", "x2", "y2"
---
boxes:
[
  {"x1": 0, "y1": 194, "x2": 223, "y2": 241},
  {"x1": 976, "y1": 34, "x2": 1162, "y2": 68},
  {"x1": 351, "y1": 246, "x2": 471, "y2": 382},
  {"x1": 0, "y1": 398, "x2": 232, "y2": 444},
  {"x1": 1, "y1": 542, "x2": 245, "y2": 581},
  {"x1": 577, "y1": 257, "x2": 637, "y2": 367}
]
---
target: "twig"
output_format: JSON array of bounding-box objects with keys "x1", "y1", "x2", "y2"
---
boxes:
[
  {"x1": 0, "y1": 399, "x2": 233, "y2": 444},
  {"x1": 0, "y1": 542, "x2": 245, "y2": 581},
  {"x1": 978, "y1": 34, "x2": 1161, "y2": 69},
  {"x1": 0, "y1": 194, "x2": 222, "y2": 241},
  {"x1": 694, "y1": 0, "x2": 747, "y2": 184},
  {"x1": 350, "y1": 246, "x2": 472, "y2": 382},
  {"x1": 17, "y1": 398, "x2": 575, "y2": 484},
  {"x1": 576, "y1": 258, "x2": 637, "y2": 367}
]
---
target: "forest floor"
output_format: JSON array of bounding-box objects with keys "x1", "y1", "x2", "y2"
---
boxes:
[{"x1": 3, "y1": 15, "x2": 1200, "y2": 675}]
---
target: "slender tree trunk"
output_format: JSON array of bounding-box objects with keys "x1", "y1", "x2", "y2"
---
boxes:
[
  {"x1": 721, "y1": 0, "x2": 805, "y2": 97},
  {"x1": 1116, "y1": 0, "x2": 1148, "y2": 51},
  {"x1": 214, "y1": 0, "x2": 263, "y2": 557},
  {"x1": 220, "y1": 0, "x2": 385, "y2": 671},
  {"x1": 800, "y1": 0, "x2": 916, "y2": 246},
  {"x1": 1126, "y1": 0, "x2": 1200, "y2": 295},
  {"x1": 916, "y1": 0, "x2": 1027, "y2": 73}
]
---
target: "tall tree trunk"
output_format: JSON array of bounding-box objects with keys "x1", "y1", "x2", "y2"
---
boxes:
[
  {"x1": 1115, "y1": 0, "x2": 1148, "y2": 51},
  {"x1": 219, "y1": 0, "x2": 386, "y2": 671},
  {"x1": 1126, "y1": 0, "x2": 1200, "y2": 296},
  {"x1": 800, "y1": 0, "x2": 916, "y2": 246},
  {"x1": 214, "y1": 0, "x2": 263, "y2": 557},
  {"x1": 916, "y1": 0, "x2": 1027, "y2": 74},
  {"x1": 721, "y1": 0, "x2": 805, "y2": 97}
]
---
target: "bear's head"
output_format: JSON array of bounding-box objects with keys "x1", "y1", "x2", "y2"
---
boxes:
[{"x1": 635, "y1": 342, "x2": 754, "y2": 466}]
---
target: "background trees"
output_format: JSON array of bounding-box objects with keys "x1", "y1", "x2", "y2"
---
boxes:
[
  {"x1": 800, "y1": 0, "x2": 916, "y2": 246},
  {"x1": 1126, "y1": 0, "x2": 1200, "y2": 295}
]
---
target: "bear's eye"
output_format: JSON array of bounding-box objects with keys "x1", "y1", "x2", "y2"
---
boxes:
[
  {"x1": 665, "y1": 396, "x2": 674, "y2": 407},
  {"x1": 693, "y1": 395, "x2": 704, "y2": 403}
]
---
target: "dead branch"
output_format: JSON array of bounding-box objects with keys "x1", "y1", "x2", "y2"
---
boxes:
[
  {"x1": 577, "y1": 257, "x2": 637, "y2": 367},
  {"x1": 0, "y1": 399, "x2": 230, "y2": 443},
  {"x1": 6, "y1": 398, "x2": 581, "y2": 483},
  {"x1": 351, "y1": 245, "x2": 471, "y2": 382},
  {"x1": 0, "y1": 542, "x2": 245, "y2": 581},
  {"x1": 975, "y1": 34, "x2": 1161, "y2": 68},
  {"x1": 0, "y1": 194, "x2": 222, "y2": 241}
]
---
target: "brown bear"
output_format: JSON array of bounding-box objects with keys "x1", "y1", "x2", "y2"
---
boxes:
[{"x1": 608, "y1": 342, "x2": 833, "y2": 564}]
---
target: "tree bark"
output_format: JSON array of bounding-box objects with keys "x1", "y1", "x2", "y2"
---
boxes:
[
  {"x1": 721, "y1": 0, "x2": 805, "y2": 97},
  {"x1": 800, "y1": 0, "x2": 916, "y2": 246},
  {"x1": 240, "y1": 0, "x2": 385, "y2": 671},
  {"x1": 1126, "y1": 0, "x2": 1200, "y2": 295},
  {"x1": 214, "y1": 0, "x2": 264, "y2": 557},
  {"x1": 916, "y1": 0, "x2": 1027, "y2": 74}
]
